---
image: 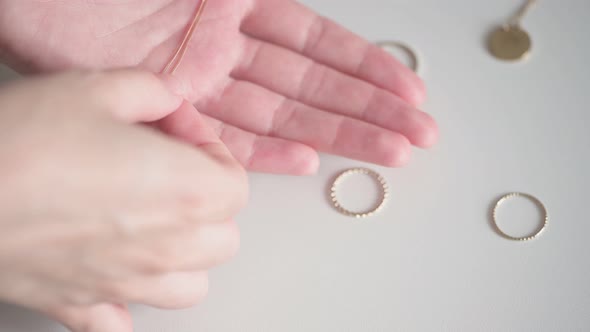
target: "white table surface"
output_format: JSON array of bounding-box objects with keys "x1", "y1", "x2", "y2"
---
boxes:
[{"x1": 1, "y1": 0, "x2": 589, "y2": 331}]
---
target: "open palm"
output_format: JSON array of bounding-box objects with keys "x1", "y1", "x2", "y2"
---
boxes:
[{"x1": 0, "y1": 0, "x2": 437, "y2": 175}]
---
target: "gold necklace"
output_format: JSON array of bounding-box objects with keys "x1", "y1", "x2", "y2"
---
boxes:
[{"x1": 161, "y1": 0, "x2": 209, "y2": 74}]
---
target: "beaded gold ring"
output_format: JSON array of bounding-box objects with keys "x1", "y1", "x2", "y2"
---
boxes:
[
  {"x1": 376, "y1": 40, "x2": 420, "y2": 73},
  {"x1": 492, "y1": 192, "x2": 548, "y2": 241},
  {"x1": 330, "y1": 168, "x2": 389, "y2": 218}
]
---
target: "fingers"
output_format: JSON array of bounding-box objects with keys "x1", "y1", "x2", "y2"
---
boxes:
[
  {"x1": 233, "y1": 37, "x2": 438, "y2": 147},
  {"x1": 3, "y1": 69, "x2": 185, "y2": 123},
  {"x1": 108, "y1": 220, "x2": 240, "y2": 275},
  {"x1": 158, "y1": 99, "x2": 319, "y2": 175},
  {"x1": 157, "y1": 100, "x2": 235, "y2": 164},
  {"x1": 241, "y1": 0, "x2": 425, "y2": 106},
  {"x1": 80, "y1": 69, "x2": 185, "y2": 123},
  {"x1": 44, "y1": 303, "x2": 133, "y2": 332},
  {"x1": 117, "y1": 101, "x2": 249, "y2": 224},
  {"x1": 102, "y1": 271, "x2": 209, "y2": 309},
  {"x1": 41, "y1": 222, "x2": 233, "y2": 315},
  {"x1": 46, "y1": 272, "x2": 207, "y2": 332},
  {"x1": 202, "y1": 114, "x2": 320, "y2": 175},
  {"x1": 202, "y1": 80, "x2": 412, "y2": 167}
]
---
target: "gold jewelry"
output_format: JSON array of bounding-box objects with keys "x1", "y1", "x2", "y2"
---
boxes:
[
  {"x1": 162, "y1": 0, "x2": 209, "y2": 74},
  {"x1": 330, "y1": 168, "x2": 389, "y2": 218},
  {"x1": 488, "y1": 0, "x2": 537, "y2": 61},
  {"x1": 492, "y1": 192, "x2": 548, "y2": 241},
  {"x1": 376, "y1": 41, "x2": 420, "y2": 73}
]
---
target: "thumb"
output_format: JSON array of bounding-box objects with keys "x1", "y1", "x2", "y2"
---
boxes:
[
  {"x1": 82, "y1": 69, "x2": 186, "y2": 123},
  {"x1": 158, "y1": 100, "x2": 240, "y2": 165},
  {"x1": 43, "y1": 304, "x2": 133, "y2": 332}
]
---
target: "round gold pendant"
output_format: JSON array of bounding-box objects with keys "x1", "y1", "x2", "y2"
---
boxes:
[{"x1": 488, "y1": 25, "x2": 532, "y2": 61}]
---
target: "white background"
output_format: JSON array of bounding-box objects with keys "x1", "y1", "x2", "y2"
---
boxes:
[{"x1": 1, "y1": 0, "x2": 589, "y2": 331}]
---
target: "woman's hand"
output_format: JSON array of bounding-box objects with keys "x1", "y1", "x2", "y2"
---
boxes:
[
  {"x1": 0, "y1": 69, "x2": 248, "y2": 332},
  {"x1": 0, "y1": 0, "x2": 438, "y2": 175}
]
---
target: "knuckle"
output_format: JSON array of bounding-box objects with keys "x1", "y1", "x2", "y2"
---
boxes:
[
  {"x1": 135, "y1": 234, "x2": 197, "y2": 274},
  {"x1": 153, "y1": 244, "x2": 185, "y2": 272},
  {"x1": 220, "y1": 222, "x2": 241, "y2": 262},
  {"x1": 159, "y1": 273, "x2": 209, "y2": 309},
  {"x1": 222, "y1": 162, "x2": 249, "y2": 214},
  {"x1": 180, "y1": 160, "x2": 249, "y2": 222},
  {"x1": 97, "y1": 281, "x2": 128, "y2": 302},
  {"x1": 140, "y1": 248, "x2": 181, "y2": 274},
  {"x1": 184, "y1": 222, "x2": 240, "y2": 267},
  {"x1": 235, "y1": 166, "x2": 250, "y2": 207},
  {"x1": 182, "y1": 274, "x2": 209, "y2": 306},
  {"x1": 63, "y1": 290, "x2": 97, "y2": 306}
]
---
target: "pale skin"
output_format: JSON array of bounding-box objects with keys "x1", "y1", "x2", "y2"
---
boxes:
[
  {"x1": 0, "y1": 70, "x2": 248, "y2": 331},
  {"x1": 0, "y1": 0, "x2": 438, "y2": 175},
  {"x1": 0, "y1": 0, "x2": 439, "y2": 331}
]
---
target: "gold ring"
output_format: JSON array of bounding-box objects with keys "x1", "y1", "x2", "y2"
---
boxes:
[
  {"x1": 492, "y1": 192, "x2": 548, "y2": 241},
  {"x1": 376, "y1": 40, "x2": 420, "y2": 73},
  {"x1": 330, "y1": 168, "x2": 389, "y2": 218}
]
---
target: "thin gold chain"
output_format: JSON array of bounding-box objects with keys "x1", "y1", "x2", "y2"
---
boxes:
[
  {"x1": 161, "y1": 0, "x2": 209, "y2": 75},
  {"x1": 508, "y1": 0, "x2": 537, "y2": 27}
]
